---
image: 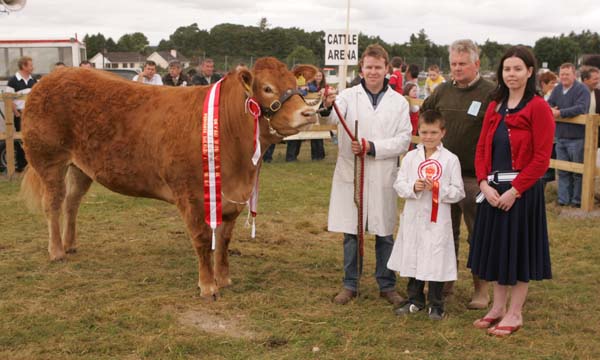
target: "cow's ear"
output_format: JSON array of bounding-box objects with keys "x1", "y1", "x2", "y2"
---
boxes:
[
  {"x1": 238, "y1": 69, "x2": 253, "y2": 94},
  {"x1": 293, "y1": 65, "x2": 318, "y2": 83}
]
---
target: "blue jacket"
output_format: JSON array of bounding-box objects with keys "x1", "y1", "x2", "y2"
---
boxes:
[{"x1": 547, "y1": 81, "x2": 590, "y2": 139}]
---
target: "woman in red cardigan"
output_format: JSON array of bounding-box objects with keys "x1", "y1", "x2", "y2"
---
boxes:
[{"x1": 467, "y1": 46, "x2": 554, "y2": 337}]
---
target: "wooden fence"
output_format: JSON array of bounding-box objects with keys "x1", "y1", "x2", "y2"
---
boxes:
[
  {"x1": 2, "y1": 94, "x2": 598, "y2": 210},
  {"x1": 1, "y1": 93, "x2": 25, "y2": 179}
]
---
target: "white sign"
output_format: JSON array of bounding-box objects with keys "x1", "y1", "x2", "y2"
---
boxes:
[{"x1": 325, "y1": 30, "x2": 358, "y2": 66}]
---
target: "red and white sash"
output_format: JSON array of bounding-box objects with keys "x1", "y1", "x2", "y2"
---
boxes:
[{"x1": 202, "y1": 79, "x2": 224, "y2": 250}]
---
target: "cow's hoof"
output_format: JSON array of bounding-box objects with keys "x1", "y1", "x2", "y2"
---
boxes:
[
  {"x1": 199, "y1": 291, "x2": 220, "y2": 302},
  {"x1": 65, "y1": 248, "x2": 77, "y2": 254},
  {"x1": 49, "y1": 252, "x2": 66, "y2": 262},
  {"x1": 198, "y1": 285, "x2": 220, "y2": 301}
]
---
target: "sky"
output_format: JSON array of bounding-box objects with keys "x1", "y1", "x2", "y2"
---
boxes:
[{"x1": 1, "y1": 0, "x2": 599, "y2": 48}]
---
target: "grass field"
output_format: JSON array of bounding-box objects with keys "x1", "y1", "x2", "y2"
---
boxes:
[{"x1": 1, "y1": 142, "x2": 599, "y2": 359}]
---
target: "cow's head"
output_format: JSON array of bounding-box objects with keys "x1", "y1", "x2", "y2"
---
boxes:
[{"x1": 244, "y1": 57, "x2": 318, "y2": 137}]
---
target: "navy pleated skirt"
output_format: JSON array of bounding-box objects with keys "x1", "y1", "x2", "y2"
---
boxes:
[{"x1": 467, "y1": 180, "x2": 552, "y2": 285}]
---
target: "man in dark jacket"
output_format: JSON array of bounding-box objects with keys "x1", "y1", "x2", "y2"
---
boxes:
[
  {"x1": 191, "y1": 58, "x2": 222, "y2": 86},
  {"x1": 421, "y1": 39, "x2": 495, "y2": 309},
  {"x1": 162, "y1": 60, "x2": 189, "y2": 87}
]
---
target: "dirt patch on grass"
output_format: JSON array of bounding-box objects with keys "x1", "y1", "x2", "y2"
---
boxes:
[{"x1": 178, "y1": 309, "x2": 255, "y2": 339}]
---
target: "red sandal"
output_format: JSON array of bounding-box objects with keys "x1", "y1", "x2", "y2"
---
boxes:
[
  {"x1": 473, "y1": 316, "x2": 502, "y2": 329},
  {"x1": 487, "y1": 325, "x2": 522, "y2": 337}
]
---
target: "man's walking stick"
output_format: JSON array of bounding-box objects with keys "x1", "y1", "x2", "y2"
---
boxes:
[{"x1": 332, "y1": 99, "x2": 366, "y2": 300}]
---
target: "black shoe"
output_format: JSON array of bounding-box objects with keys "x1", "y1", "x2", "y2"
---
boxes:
[
  {"x1": 428, "y1": 307, "x2": 445, "y2": 321},
  {"x1": 394, "y1": 302, "x2": 422, "y2": 316}
]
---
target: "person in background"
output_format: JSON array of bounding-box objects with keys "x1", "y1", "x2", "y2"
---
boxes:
[
  {"x1": 306, "y1": 70, "x2": 327, "y2": 160},
  {"x1": 79, "y1": 60, "x2": 93, "y2": 69},
  {"x1": 53, "y1": 62, "x2": 66, "y2": 70},
  {"x1": 539, "y1": 71, "x2": 557, "y2": 100},
  {"x1": 388, "y1": 110, "x2": 465, "y2": 321},
  {"x1": 285, "y1": 75, "x2": 309, "y2": 162},
  {"x1": 580, "y1": 66, "x2": 600, "y2": 113},
  {"x1": 162, "y1": 60, "x2": 189, "y2": 86},
  {"x1": 547, "y1": 63, "x2": 590, "y2": 207},
  {"x1": 421, "y1": 39, "x2": 496, "y2": 309},
  {"x1": 133, "y1": 61, "x2": 163, "y2": 85},
  {"x1": 403, "y1": 83, "x2": 420, "y2": 145},
  {"x1": 6, "y1": 56, "x2": 37, "y2": 172},
  {"x1": 389, "y1": 56, "x2": 404, "y2": 94},
  {"x1": 405, "y1": 64, "x2": 421, "y2": 98},
  {"x1": 425, "y1": 64, "x2": 446, "y2": 97},
  {"x1": 538, "y1": 70, "x2": 559, "y2": 187},
  {"x1": 191, "y1": 58, "x2": 222, "y2": 86},
  {"x1": 468, "y1": 46, "x2": 554, "y2": 337}
]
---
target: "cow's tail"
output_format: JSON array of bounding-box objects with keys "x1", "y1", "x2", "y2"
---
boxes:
[{"x1": 20, "y1": 168, "x2": 45, "y2": 214}]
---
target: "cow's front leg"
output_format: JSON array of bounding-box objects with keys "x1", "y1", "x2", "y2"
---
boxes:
[
  {"x1": 214, "y1": 220, "x2": 236, "y2": 288},
  {"x1": 176, "y1": 198, "x2": 219, "y2": 300}
]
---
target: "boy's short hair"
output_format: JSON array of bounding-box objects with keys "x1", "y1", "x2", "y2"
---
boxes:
[
  {"x1": 428, "y1": 64, "x2": 440, "y2": 72},
  {"x1": 419, "y1": 110, "x2": 445, "y2": 130}
]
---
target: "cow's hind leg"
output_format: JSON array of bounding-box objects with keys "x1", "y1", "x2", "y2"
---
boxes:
[
  {"x1": 36, "y1": 162, "x2": 69, "y2": 261},
  {"x1": 175, "y1": 197, "x2": 219, "y2": 300},
  {"x1": 214, "y1": 220, "x2": 235, "y2": 288},
  {"x1": 62, "y1": 165, "x2": 93, "y2": 253}
]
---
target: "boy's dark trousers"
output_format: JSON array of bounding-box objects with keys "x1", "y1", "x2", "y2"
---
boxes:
[{"x1": 406, "y1": 277, "x2": 445, "y2": 310}]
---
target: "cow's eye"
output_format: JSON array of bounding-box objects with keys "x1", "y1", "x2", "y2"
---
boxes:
[{"x1": 263, "y1": 86, "x2": 273, "y2": 93}]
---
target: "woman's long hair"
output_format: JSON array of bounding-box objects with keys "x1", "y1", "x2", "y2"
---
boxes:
[{"x1": 492, "y1": 46, "x2": 538, "y2": 103}]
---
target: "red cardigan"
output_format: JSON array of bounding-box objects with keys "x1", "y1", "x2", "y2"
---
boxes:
[{"x1": 475, "y1": 95, "x2": 555, "y2": 194}]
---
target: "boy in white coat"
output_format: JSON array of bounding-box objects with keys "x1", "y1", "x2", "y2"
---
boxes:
[{"x1": 387, "y1": 110, "x2": 465, "y2": 320}]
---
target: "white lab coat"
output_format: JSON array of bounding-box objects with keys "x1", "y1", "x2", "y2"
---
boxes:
[
  {"x1": 387, "y1": 144, "x2": 465, "y2": 281},
  {"x1": 326, "y1": 83, "x2": 412, "y2": 236}
]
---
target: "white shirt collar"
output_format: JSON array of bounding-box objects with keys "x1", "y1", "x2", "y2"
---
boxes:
[
  {"x1": 16, "y1": 71, "x2": 33, "y2": 83},
  {"x1": 416, "y1": 142, "x2": 444, "y2": 151}
]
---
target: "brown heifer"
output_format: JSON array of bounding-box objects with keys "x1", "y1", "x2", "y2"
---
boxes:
[{"x1": 20, "y1": 57, "x2": 317, "y2": 299}]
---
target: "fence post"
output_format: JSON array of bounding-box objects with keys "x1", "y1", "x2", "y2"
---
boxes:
[
  {"x1": 3, "y1": 95, "x2": 16, "y2": 178},
  {"x1": 581, "y1": 114, "x2": 599, "y2": 211}
]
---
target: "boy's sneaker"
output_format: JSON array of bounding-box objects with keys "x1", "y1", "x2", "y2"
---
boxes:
[
  {"x1": 428, "y1": 307, "x2": 445, "y2": 321},
  {"x1": 394, "y1": 302, "x2": 422, "y2": 316}
]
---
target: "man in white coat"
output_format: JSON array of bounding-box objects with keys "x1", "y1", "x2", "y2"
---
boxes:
[{"x1": 322, "y1": 44, "x2": 413, "y2": 305}]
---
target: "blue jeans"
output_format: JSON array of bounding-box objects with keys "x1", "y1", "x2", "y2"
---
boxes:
[
  {"x1": 555, "y1": 138, "x2": 584, "y2": 205},
  {"x1": 343, "y1": 233, "x2": 396, "y2": 292}
]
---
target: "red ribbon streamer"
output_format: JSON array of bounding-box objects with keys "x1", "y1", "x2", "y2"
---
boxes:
[
  {"x1": 202, "y1": 80, "x2": 224, "y2": 238},
  {"x1": 431, "y1": 180, "x2": 439, "y2": 223}
]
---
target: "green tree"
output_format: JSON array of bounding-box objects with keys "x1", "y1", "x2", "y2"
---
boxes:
[
  {"x1": 167, "y1": 23, "x2": 210, "y2": 58},
  {"x1": 534, "y1": 35, "x2": 580, "y2": 70},
  {"x1": 479, "y1": 40, "x2": 509, "y2": 71},
  {"x1": 258, "y1": 17, "x2": 270, "y2": 32},
  {"x1": 106, "y1": 38, "x2": 118, "y2": 52},
  {"x1": 117, "y1": 32, "x2": 149, "y2": 53},
  {"x1": 83, "y1": 33, "x2": 107, "y2": 59},
  {"x1": 286, "y1": 45, "x2": 316, "y2": 67},
  {"x1": 568, "y1": 30, "x2": 600, "y2": 55}
]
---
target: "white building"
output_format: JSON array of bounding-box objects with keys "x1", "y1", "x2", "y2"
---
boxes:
[
  {"x1": 89, "y1": 51, "x2": 146, "y2": 70},
  {"x1": 89, "y1": 49, "x2": 189, "y2": 70},
  {"x1": 147, "y1": 50, "x2": 190, "y2": 69}
]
